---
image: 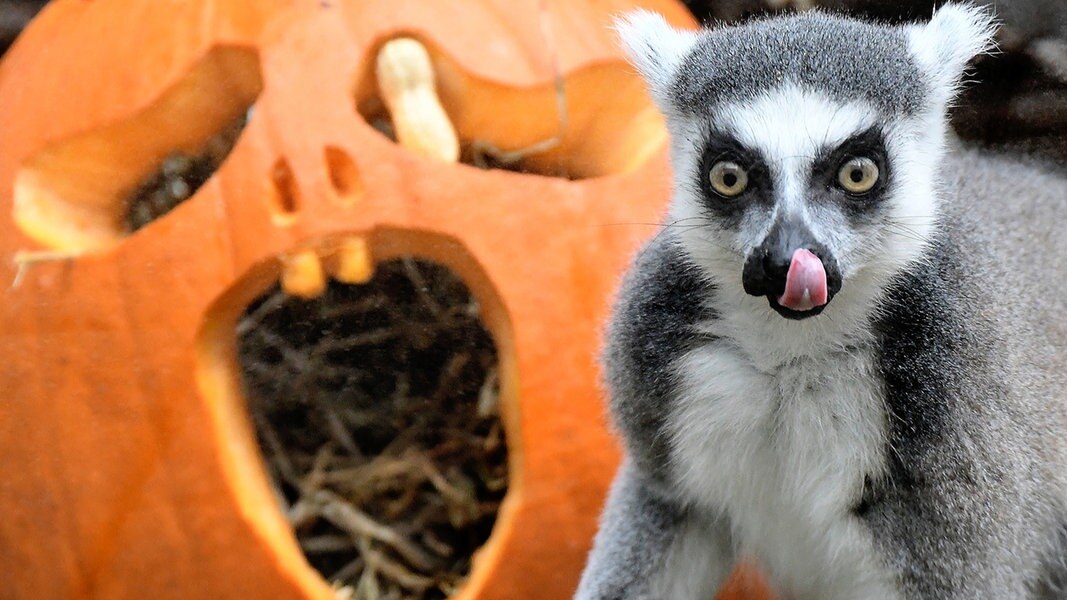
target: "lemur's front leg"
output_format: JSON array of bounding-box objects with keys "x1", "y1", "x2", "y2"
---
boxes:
[{"x1": 574, "y1": 460, "x2": 736, "y2": 600}]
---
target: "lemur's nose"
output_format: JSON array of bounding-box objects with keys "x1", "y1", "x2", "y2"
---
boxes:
[
  {"x1": 742, "y1": 245, "x2": 790, "y2": 298},
  {"x1": 742, "y1": 218, "x2": 841, "y2": 302},
  {"x1": 760, "y1": 247, "x2": 792, "y2": 286}
]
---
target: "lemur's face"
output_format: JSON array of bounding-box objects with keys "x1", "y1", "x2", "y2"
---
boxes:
[
  {"x1": 675, "y1": 88, "x2": 904, "y2": 320},
  {"x1": 678, "y1": 87, "x2": 896, "y2": 318},
  {"x1": 618, "y1": 6, "x2": 993, "y2": 320}
]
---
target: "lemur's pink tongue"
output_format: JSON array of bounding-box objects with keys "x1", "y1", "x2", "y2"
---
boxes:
[{"x1": 778, "y1": 249, "x2": 828, "y2": 312}]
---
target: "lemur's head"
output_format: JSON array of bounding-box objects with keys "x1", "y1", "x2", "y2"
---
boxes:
[{"x1": 618, "y1": 5, "x2": 995, "y2": 320}]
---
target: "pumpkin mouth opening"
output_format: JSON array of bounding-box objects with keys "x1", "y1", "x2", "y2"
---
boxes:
[
  {"x1": 235, "y1": 253, "x2": 509, "y2": 599},
  {"x1": 355, "y1": 36, "x2": 667, "y2": 180},
  {"x1": 11, "y1": 44, "x2": 261, "y2": 253}
]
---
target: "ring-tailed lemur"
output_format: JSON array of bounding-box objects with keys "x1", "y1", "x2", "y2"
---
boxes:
[{"x1": 576, "y1": 4, "x2": 1067, "y2": 599}]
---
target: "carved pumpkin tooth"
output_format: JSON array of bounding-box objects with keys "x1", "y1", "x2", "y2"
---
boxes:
[
  {"x1": 376, "y1": 38, "x2": 459, "y2": 162},
  {"x1": 281, "y1": 249, "x2": 326, "y2": 299},
  {"x1": 332, "y1": 236, "x2": 373, "y2": 285}
]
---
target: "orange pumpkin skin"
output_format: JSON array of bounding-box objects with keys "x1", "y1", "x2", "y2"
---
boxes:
[{"x1": 0, "y1": 1, "x2": 771, "y2": 599}]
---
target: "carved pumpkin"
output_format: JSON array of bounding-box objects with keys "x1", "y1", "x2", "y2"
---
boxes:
[{"x1": 0, "y1": 0, "x2": 770, "y2": 598}]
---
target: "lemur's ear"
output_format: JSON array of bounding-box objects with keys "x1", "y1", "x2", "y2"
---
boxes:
[
  {"x1": 614, "y1": 10, "x2": 698, "y2": 109},
  {"x1": 908, "y1": 2, "x2": 997, "y2": 105}
]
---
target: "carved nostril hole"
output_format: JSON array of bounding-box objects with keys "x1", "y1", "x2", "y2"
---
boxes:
[
  {"x1": 269, "y1": 158, "x2": 299, "y2": 221},
  {"x1": 324, "y1": 146, "x2": 363, "y2": 207}
]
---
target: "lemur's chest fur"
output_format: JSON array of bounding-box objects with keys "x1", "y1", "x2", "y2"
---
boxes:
[{"x1": 667, "y1": 333, "x2": 894, "y2": 596}]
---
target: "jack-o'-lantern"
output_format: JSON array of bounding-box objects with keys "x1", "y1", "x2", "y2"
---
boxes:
[{"x1": 0, "y1": 0, "x2": 770, "y2": 598}]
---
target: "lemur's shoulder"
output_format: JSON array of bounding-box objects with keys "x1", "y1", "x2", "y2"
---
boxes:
[
  {"x1": 605, "y1": 231, "x2": 714, "y2": 396},
  {"x1": 864, "y1": 232, "x2": 1062, "y2": 594},
  {"x1": 868, "y1": 192, "x2": 1062, "y2": 503},
  {"x1": 603, "y1": 232, "x2": 716, "y2": 480},
  {"x1": 872, "y1": 236, "x2": 973, "y2": 473}
]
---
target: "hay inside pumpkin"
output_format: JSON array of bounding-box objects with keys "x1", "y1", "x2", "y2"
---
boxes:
[{"x1": 236, "y1": 258, "x2": 507, "y2": 599}]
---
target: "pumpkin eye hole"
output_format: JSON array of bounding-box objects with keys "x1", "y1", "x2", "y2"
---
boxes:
[
  {"x1": 837, "y1": 157, "x2": 879, "y2": 194},
  {"x1": 357, "y1": 37, "x2": 662, "y2": 180},
  {"x1": 12, "y1": 45, "x2": 262, "y2": 252},
  {"x1": 126, "y1": 112, "x2": 249, "y2": 232},
  {"x1": 708, "y1": 161, "x2": 748, "y2": 197}
]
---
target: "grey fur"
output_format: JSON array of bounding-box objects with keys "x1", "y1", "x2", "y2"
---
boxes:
[
  {"x1": 578, "y1": 5, "x2": 1067, "y2": 599},
  {"x1": 672, "y1": 11, "x2": 927, "y2": 116},
  {"x1": 864, "y1": 146, "x2": 1067, "y2": 596},
  {"x1": 576, "y1": 460, "x2": 735, "y2": 600},
  {"x1": 602, "y1": 234, "x2": 716, "y2": 483}
]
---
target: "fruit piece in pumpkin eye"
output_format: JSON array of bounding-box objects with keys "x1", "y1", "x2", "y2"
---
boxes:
[
  {"x1": 376, "y1": 37, "x2": 460, "y2": 163},
  {"x1": 369, "y1": 36, "x2": 569, "y2": 177}
]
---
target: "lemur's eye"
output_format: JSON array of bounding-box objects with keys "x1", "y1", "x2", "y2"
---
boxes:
[
  {"x1": 837, "y1": 157, "x2": 879, "y2": 194},
  {"x1": 708, "y1": 161, "x2": 748, "y2": 197}
]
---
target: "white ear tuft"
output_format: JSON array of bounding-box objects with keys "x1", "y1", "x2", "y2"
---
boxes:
[
  {"x1": 614, "y1": 10, "x2": 699, "y2": 108},
  {"x1": 909, "y1": 2, "x2": 998, "y2": 104}
]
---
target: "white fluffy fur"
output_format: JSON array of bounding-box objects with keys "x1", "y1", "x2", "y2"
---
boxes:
[
  {"x1": 907, "y1": 3, "x2": 998, "y2": 107},
  {"x1": 666, "y1": 340, "x2": 897, "y2": 599},
  {"x1": 655, "y1": 85, "x2": 949, "y2": 600},
  {"x1": 648, "y1": 517, "x2": 734, "y2": 599},
  {"x1": 614, "y1": 10, "x2": 698, "y2": 110}
]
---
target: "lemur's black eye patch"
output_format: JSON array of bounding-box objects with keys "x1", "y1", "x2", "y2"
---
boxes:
[
  {"x1": 701, "y1": 133, "x2": 761, "y2": 168},
  {"x1": 813, "y1": 127, "x2": 889, "y2": 198},
  {"x1": 697, "y1": 133, "x2": 772, "y2": 224}
]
